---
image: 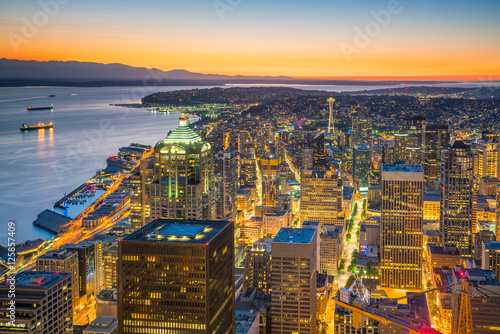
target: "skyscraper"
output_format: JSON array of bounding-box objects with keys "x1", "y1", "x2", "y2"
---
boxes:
[
  {"x1": 472, "y1": 141, "x2": 500, "y2": 179},
  {"x1": 214, "y1": 151, "x2": 238, "y2": 221},
  {"x1": 393, "y1": 133, "x2": 418, "y2": 163},
  {"x1": 149, "y1": 115, "x2": 215, "y2": 220},
  {"x1": 118, "y1": 219, "x2": 235, "y2": 334},
  {"x1": 381, "y1": 163, "x2": 424, "y2": 290},
  {"x1": 36, "y1": 249, "x2": 80, "y2": 312},
  {"x1": 353, "y1": 145, "x2": 371, "y2": 195},
  {"x1": 130, "y1": 158, "x2": 154, "y2": 231},
  {"x1": 440, "y1": 141, "x2": 475, "y2": 257},
  {"x1": 300, "y1": 169, "x2": 344, "y2": 227},
  {"x1": 62, "y1": 239, "x2": 103, "y2": 301},
  {"x1": 244, "y1": 238, "x2": 272, "y2": 294},
  {"x1": 423, "y1": 124, "x2": 449, "y2": 180},
  {"x1": 402, "y1": 115, "x2": 426, "y2": 147},
  {"x1": 497, "y1": 184, "x2": 500, "y2": 241},
  {"x1": 0, "y1": 271, "x2": 73, "y2": 334},
  {"x1": 271, "y1": 228, "x2": 317, "y2": 334},
  {"x1": 260, "y1": 155, "x2": 281, "y2": 206},
  {"x1": 311, "y1": 132, "x2": 326, "y2": 171},
  {"x1": 352, "y1": 115, "x2": 372, "y2": 146}
]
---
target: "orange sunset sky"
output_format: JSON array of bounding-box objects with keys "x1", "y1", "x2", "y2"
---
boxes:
[{"x1": 1, "y1": 0, "x2": 500, "y2": 80}]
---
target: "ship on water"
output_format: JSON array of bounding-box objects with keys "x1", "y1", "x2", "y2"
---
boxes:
[
  {"x1": 20, "y1": 122, "x2": 53, "y2": 131},
  {"x1": 27, "y1": 104, "x2": 53, "y2": 111}
]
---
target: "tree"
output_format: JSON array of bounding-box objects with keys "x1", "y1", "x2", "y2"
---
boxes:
[
  {"x1": 338, "y1": 259, "x2": 346, "y2": 273},
  {"x1": 345, "y1": 274, "x2": 356, "y2": 289}
]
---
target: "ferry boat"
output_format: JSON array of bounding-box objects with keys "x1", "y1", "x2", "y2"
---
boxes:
[
  {"x1": 27, "y1": 104, "x2": 53, "y2": 111},
  {"x1": 20, "y1": 122, "x2": 53, "y2": 131}
]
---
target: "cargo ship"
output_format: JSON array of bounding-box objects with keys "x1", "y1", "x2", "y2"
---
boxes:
[
  {"x1": 27, "y1": 104, "x2": 53, "y2": 111},
  {"x1": 20, "y1": 122, "x2": 53, "y2": 131}
]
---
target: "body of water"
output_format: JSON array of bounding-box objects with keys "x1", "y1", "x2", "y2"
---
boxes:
[{"x1": 0, "y1": 86, "x2": 209, "y2": 246}]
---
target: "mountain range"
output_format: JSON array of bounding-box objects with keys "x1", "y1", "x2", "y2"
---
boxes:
[
  {"x1": 0, "y1": 58, "x2": 445, "y2": 87},
  {"x1": 0, "y1": 58, "x2": 293, "y2": 82}
]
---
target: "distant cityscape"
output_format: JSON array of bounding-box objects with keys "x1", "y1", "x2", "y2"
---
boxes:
[{"x1": 2, "y1": 85, "x2": 500, "y2": 334}]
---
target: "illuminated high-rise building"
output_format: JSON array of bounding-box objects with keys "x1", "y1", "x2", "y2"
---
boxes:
[
  {"x1": 300, "y1": 169, "x2": 344, "y2": 227},
  {"x1": 0, "y1": 271, "x2": 73, "y2": 334},
  {"x1": 36, "y1": 249, "x2": 80, "y2": 312},
  {"x1": 353, "y1": 145, "x2": 371, "y2": 194},
  {"x1": 271, "y1": 228, "x2": 317, "y2": 334},
  {"x1": 260, "y1": 155, "x2": 281, "y2": 206},
  {"x1": 130, "y1": 159, "x2": 154, "y2": 231},
  {"x1": 393, "y1": 133, "x2": 418, "y2": 162},
  {"x1": 301, "y1": 147, "x2": 313, "y2": 171},
  {"x1": 497, "y1": 184, "x2": 500, "y2": 241},
  {"x1": 320, "y1": 228, "x2": 343, "y2": 276},
  {"x1": 214, "y1": 151, "x2": 238, "y2": 221},
  {"x1": 402, "y1": 115, "x2": 426, "y2": 147},
  {"x1": 103, "y1": 243, "x2": 118, "y2": 289},
  {"x1": 62, "y1": 239, "x2": 103, "y2": 301},
  {"x1": 244, "y1": 238, "x2": 272, "y2": 294},
  {"x1": 240, "y1": 159, "x2": 257, "y2": 188},
  {"x1": 118, "y1": 219, "x2": 234, "y2": 334},
  {"x1": 149, "y1": 115, "x2": 215, "y2": 220},
  {"x1": 482, "y1": 130, "x2": 499, "y2": 143},
  {"x1": 472, "y1": 141, "x2": 500, "y2": 179},
  {"x1": 423, "y1": 124, "x2": 449, "y2": 180},
  {"x1": 352, "y1": 115, "x2": 372, "y2": 146},
  {"x1": 312, "y1": 132, "x2": 326, "y2": 171},
  {"x1": 381, "y1": 163, "x2": 424, "y2": 290},
  {"x1": 440, "y1": 141, "x2": 475, "y2": 257},
  {"x1": 481, "y1": 241, "x2": 500, "y2": 279}
]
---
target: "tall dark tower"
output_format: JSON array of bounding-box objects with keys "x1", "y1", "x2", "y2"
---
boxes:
[
  {"x1": 311, "y1": 132, "x2": 326, "y2": 171},
  {"x1": 403, "y1": 115, "x2": 426, "y2": 147},
  {"x1": 118, "y1": 219, "x2": 235, "y2": 334},
  {"x1": 440, "y1": 140, "x2": 475, "y2": 257},
  {"x1": 423, "y1": 124, "x2": 449, "y2": 180}
]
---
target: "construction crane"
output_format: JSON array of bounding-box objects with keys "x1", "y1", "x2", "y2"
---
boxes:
[{"x1": 333, "y1": 275, "x2": 494, "y2": 334}]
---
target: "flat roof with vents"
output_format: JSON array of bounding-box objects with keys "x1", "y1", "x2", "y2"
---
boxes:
[
  {"x1": 124, "y1": 219, "x2": 232, "y2": 244},
  {"x1": 158, "y1": 224, "x2": 207, "y2": 238}
]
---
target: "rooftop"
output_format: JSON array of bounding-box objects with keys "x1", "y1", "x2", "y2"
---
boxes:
[
  {"x1": 83, "y1": 316, "x2": 117, "y2": 334},
  {"x1": 0, "y1": 271, "x2": 70, "y2": 289},
  {"x1": 124, "y1": 219, "x2": 232, "y2": 244},
  {"x1": 38, "y1": 249, "x2": 76, "y2": 260},
  {"x1": 483, "y1": 241, "x2": 500, "y2": 251},
  {"x1": 428, "y1": 245, "x2": 460, "y2": 255},
  {"x1": 97, "y1": 289, "x2": 117, "y2": 302},
  {"x1": 273, "y1": 227, "x2": 316, "y2": 244},
  {"x1": 382, "y1": 163, "x2": 424, "y2": 173},
  {"x1": 155, "y1": 117, "x2": 208, "y2": 151}
]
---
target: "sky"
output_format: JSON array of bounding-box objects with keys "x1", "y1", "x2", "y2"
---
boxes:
[{"x1": 1, "y1": 0, "x2": 500, "y2": 79}]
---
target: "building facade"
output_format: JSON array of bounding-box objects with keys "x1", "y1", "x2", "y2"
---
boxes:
[
  {"x1": 149, "y1": 116, "x2": 215, "y2": 220},
  {"x1": 300, "y1": 169, "x2": 344, "y2": 226},
  {"x1": 244, "y1": 238, "x2": 272, "y2": 294},
  {"x1": 0, "y1": 271, "x2": 73, "y2": 334},
  {"x1": 440, "y1": 141, "x2": 475, "y2": 257},
  {"x1": 36, "y1": 249, "x2": 80, "y2": 312},
  {"x1": 118, "y1": 219, "x2": 234, "y2": 334},
  {"x1": 271, "y1": 228, "x2": 317, "y2": 334},
  {"x1": 381, "y1": 164, "x2": 424, "y2": 290},
  {"x1": 423, "y1": 124, "x2": 449, "y2": 180},
  {"x1": 214, "y1": 151, "x2": 238, "y2": 221}
]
